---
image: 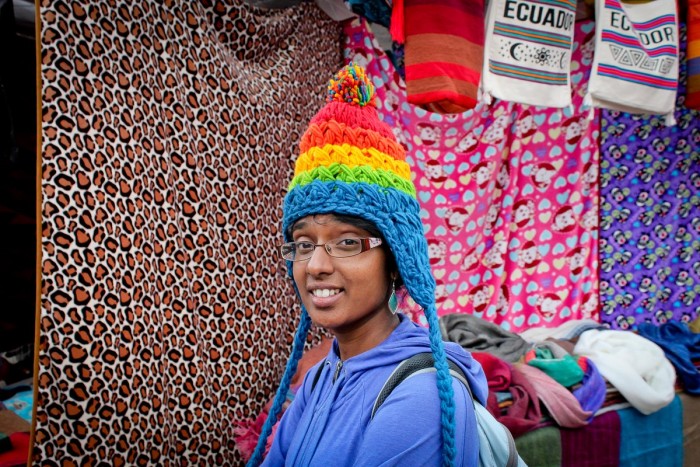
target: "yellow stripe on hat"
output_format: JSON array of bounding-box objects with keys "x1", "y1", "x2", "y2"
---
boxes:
[{"x1": 295, "y1": 144, "x2": 411, "y2": 181}]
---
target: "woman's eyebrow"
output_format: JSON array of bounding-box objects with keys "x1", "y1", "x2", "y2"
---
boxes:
[{"x1": 290, "y1": 221, "x2": 307, "y2": 233}]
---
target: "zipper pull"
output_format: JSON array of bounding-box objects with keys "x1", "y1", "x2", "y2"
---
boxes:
[{"x1": 333, "y1": 360, "x2": 343, "y2": 382}]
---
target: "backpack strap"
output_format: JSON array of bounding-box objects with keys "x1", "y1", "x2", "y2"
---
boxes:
[
  {"x1": 370, "y1": 352, "x2": 523, "y2": 467},
  {"x1": 310, "y1": 359, "x2": 326, "y2": 393},
  {"x1": 371, "y1": 352, "x2": 471, "y2": 418}
]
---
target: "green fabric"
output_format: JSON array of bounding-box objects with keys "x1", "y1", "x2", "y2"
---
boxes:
[
  {"x1": 527, "y1": 348, "x2": 584, "y2": 388},
  {"x1": 515, "y1": 426, "x2": 562, "y2": 467}
]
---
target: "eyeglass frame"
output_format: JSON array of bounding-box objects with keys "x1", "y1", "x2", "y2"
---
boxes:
[{"x1": 280, "y1": 237, "x2": 383, "y2": 262}]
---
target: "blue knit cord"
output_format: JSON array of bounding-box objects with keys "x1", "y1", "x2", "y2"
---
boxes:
[
  {"x1": 424, "y1": 303, "x2": 457, "y2": 467},
  {"x1": 246, "y1": 308, "x2": 313, "y2": 467}
]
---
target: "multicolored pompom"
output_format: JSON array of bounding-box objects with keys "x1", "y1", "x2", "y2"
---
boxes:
[{"x1": 326, "y1": 62, "x2": 375, "y2": 107}]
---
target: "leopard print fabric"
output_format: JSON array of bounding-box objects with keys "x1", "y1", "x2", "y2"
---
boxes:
[{"x1": 36, "y1": 1, "x2": 341, "y2": 464}]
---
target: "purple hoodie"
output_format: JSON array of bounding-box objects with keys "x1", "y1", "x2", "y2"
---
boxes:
[{"x1": 262, "y1": 313, "x2": 488, "y2": 466}]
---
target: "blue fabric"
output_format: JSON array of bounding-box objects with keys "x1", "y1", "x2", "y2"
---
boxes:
[
  {"x1": 618, "y1": 395, "x2": 683, "y2": 467},
  {"x1": 262, "y1": 313, "x2": 488, "y2": 466},
  {"x1": 637, "y1": 321, "x2": 700, "y2": 394},
  {"x1": 347, "y1": 0, "x2": 392, "y2": 27},
  {"x1": 572, "y1": 358, "x2": 606, "y2": 420}
]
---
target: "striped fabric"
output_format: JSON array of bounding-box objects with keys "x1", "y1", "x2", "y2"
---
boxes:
[
  {"x1": 480, "y1": 0, "x2": 578, "y2": 107},
  {"x1": 402, "y1": 0, "x2": 485, "y2": 113},
  {"x1": 585, "y1": 0, "x2": 679, "y2": 122},
  {"x1": 686, "y1": 0, "x2": 700, "y2": 108}
]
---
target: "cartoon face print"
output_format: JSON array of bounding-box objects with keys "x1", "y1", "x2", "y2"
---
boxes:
[
  {"x1": 469, "y1": 284, "x2": 491, "y2": 313},
  {"x1": 580, "y1": 209, "x2": 597, "y2": 230},
  {"x1": 349, "y1": 49, "x2": 371, "y2": 70},
  {"x1": 470, "y1": 161, "x2": 495, "y2": 189},
  {"x1": 536, "y1": 293, "x2": 562, "y2": 319},
  {"x1": 581, "y1": 30, "x2": 596, "y2": 61},
  {"x1": 515, "y1": 110, "x2": 536, "y2": 139},
  {"x1": 531, "y1": 163, "x2": 556, "y2": 189},
  {"x1": 435, "y1": 279, "x2": 449, "y2": 305},
  {"x1": 427, "y1": 238, "x2": 447, "y2": 265},
  {"x1": 484, "y1": 203, "x2": 501, "y2": 231},
  {"x1": 580, "y1": 292, "x2": 598, "y2": 318},
  {"x1": 496, "y1": 284, "x2": 510, "y2": 316},
  {"x1": 567, "y1": 247, "x2": 588, "y2": 275},
  {"x1": 483, "y1": 240, "x2": 507, "y2": 269},
  {"x1": 415, "y1": 122, "x2": 442, "y2": 147},
  {"x1": 456, "y1": 131, "x2": 479, "y2": 154},
  {"x1": 563, "y1": 116, "x2": 585, "y2": 145},
  {"x1": 512, "y1": 199, "x2": 535, "y2": 228},
  {"x1": 581, "y1": 161, "x2": 597, "y2": 190},
  {"x1": 481, "y1": 115, "x2": 510, "y2": 145},
  {"x1": 552, "y1": 206, "x2": 576, "y2": 232},
  {"x1": 609, "y1": 144, "x2": 624, "y2": 160},
  {"x1": 460, "y1": 248, "x2": 480, "y2": 272},
  {"x1": 654, "y1": 309, "x2": 673, "y2": 325},
  {"x1": 444, "y1": 207, "x2": 471, "y2": 233},
  {"x1": 496, "y1": 162, "x2": 510, "y2": 190},
  {"x1": 384, "y1": 89, "x2": 400, "y2": 113},
  {"x1": 517, "y1": 240, "x2": 541, "y2": 269},
  {"x1": 616, "y1": 315, "x2": 634, "y2": 330},
  {"x1": 424, "y1": 159, "x2": 448, "y2": 185},
  {"x1": 392, "y1": 126, "x2": 408, "y2": 150}
]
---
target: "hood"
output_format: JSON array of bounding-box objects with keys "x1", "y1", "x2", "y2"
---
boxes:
[{"x1": 326, "y1": 313, "x2": 489, "y2": 405}]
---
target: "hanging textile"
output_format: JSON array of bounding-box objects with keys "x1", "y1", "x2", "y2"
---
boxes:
[
  {"x1": 401, "y1": 0, "x2": 485, "y2": 113},
  {"x1": 36, "y1": 1, "x2": 341, "y2": 464},
  {"x1": 599, "y1": 24, "x2": 700, "y2": 330},
  {"x1": 344, "y1": 17, "x2": 600, "y2": 333},
  {"x1": 687, "y1": 0, "x2": 700, "y2": 108},
  {"x1": 480, "y1": 0, "x2": 578, "y2": 108},
  {"x1": 586, "y1": 0, "x2": 679, "y2": 124}
]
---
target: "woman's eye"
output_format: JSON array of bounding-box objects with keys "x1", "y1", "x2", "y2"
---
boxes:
[
  {"x1": 337, "y1": 238, "x2": 360, "y2": 246},
  {"x1": 296, "y1": 242, "x2": 315, "y2": 252}
]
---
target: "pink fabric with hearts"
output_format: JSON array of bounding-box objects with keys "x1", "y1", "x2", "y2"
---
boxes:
[{"x1": 344, "y1": 18, "x2": 600, "y2": 332}]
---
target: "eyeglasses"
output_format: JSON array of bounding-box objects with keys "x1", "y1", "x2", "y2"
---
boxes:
[{"x1": 280, "y1": 237, "x2": 383, "y2": 262}]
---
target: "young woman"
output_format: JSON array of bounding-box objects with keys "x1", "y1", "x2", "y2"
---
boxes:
[{"x1": 247, "y1": 64, "x2": 487, "y2": 467}]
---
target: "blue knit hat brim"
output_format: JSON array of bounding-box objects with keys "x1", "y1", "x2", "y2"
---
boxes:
[{"x1": 282, "y1": 180, "x2": 437, "y2": 310}]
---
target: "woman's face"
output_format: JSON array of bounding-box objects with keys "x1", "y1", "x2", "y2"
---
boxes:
[{"x1": 291, "y1": 214, "x2": 392, "y2": 335}]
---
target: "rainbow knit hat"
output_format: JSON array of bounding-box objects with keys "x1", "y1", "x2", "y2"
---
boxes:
[{"x1": 248, "y1": 63, "x2": 457, "y2": 466}]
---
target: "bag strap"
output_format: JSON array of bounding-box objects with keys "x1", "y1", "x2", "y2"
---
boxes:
[
  {"x1": 370, "y1": 352, "x2": 521, "y2": 467},
  {"x1": 310, "y1": 359, "x2": 326, "y2": 393},
  {"x1": 371, "y1": 352, "x2": 471, "y2": 418}
]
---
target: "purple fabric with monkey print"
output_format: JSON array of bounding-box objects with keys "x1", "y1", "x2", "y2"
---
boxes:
[{"x1": 599, "y1": 24, "x2": 700, "y2": 330}]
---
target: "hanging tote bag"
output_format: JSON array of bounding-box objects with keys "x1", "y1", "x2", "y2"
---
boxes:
[
  {"x1": 480, "y1": 0, "x2": 578, "y2": 107},
  {"x1": 585, "y1": 0, "x2": 679, "y2": 124}
]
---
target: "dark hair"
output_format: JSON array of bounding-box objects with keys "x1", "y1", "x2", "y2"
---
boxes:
[{"x1": 288, "y1": 213, "x2": 404, "y2": 288}]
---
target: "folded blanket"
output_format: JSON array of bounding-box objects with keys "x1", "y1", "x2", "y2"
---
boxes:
[
  {"x1": 574, "y1": 329, "x2": 676, "y2": 414},
  {"x1": 516, "y1": 363, "x2": 592, "y2": 428},
  {"x1": 637, "y1": 321, "x2": 700, "y2": 394},
  {"x1": 560, "y1": 410, "x2": 621, "y2": 467},
  {"x1": 514, "y1": 426, "x2": 562, "y2": 467},
  {"x1": 519, "y1": 318, "x2": 606, "y2": 343},
  {"x1": 439, "y1": 313, "x2": 531, "y2": 362},
  {"x1": 618, "y1": 395, "x2": 683, "y2": 467}
]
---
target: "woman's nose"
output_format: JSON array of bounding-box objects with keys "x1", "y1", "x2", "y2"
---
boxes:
[{"x1": 305, "y1": 244, "x2": 334, "y2": 275}]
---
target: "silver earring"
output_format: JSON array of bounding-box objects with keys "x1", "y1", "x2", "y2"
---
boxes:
[{"x1": 389, "y1": 280, "x2": 398, "y2": 314}]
